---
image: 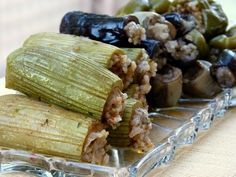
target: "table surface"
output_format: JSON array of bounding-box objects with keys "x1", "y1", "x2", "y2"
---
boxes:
[{"x1": 1, "y1": 77, "x2": 236, "y2": 177}]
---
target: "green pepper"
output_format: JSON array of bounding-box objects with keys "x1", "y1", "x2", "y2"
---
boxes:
[
  {"x1": 187, "y1": 29, "x2": 209, "y2": 58},
  {"x1": 210, "y1": 35, "x2": 236, "y2": 50},
  {"x1": 198, "y1": 0, "x2": 228, "y2": 39},
  {"x1": 168, "y1": 0, "x2": 228, "y2": 39},
  {"x1": 149, "y1": 0, "x2": 171, "y2": 14},
  {"x1": 227, "y1": 25, "x2": 236, "y2": 37},
  {"x1": 116, "y1": 0, "x2": 150, "y2": 16},
  {"x1": 210, "y1": 25, "x2": 236, "y2": 50}
]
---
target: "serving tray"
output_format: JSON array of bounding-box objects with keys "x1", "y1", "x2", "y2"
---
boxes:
[{"x1": 0, "y1": 81, "x2": 234, "y2": 177}]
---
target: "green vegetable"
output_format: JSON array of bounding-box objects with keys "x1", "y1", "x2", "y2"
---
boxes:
[
  {"x1": 187, "y1": 29, "x2": 209, "y2": 58},
  {"x1": 6, "y1": 46, "x2": 124, "y2": 127},
  {"x1": 150, "y1": 0, "x2": 171, "y2": 14},
  {"x1": 169, "y1": 0, "x2": 228, "y2": 39},
  {"x1": 0, "y1": 94, "x2": 109, "y2": 164},
  {"x1": 210, "y1": 25, "x2": 236, "y2": 50},
  {"x1": 116, "y1": 0, "x2": 150, "y2": 16},
  {"x1": 210, "y1": 34, "x2": 236, "y2": 49},
  {"x1": 24, "y1": 32, "x2": 136, "y2": 89},
  {"x1": 198, "y1": 0, "x2": 228, "y2": 38}
]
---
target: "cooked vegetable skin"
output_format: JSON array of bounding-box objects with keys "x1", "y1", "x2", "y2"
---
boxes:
[
  {"x1": 210, "y1": 34, "x2": 236, "y2": 50},
  {"x1": 183, "y1": 60, "x2": 221, "y2": 98},
  {"x1": 108, "y1": 99, "x2": 153, "y2": 151},
  {"x1": 210, "y1": 49, "x2": 236, "y2": 88},
  {"x1": 163, "y1": 12, "x2": 195, "y2": 38},
  {"x1": 164, "y1": 39, "x2": 199, "y2": 69},
  {"x1": 150, "y1": 0, "x2": 171, "y2": 14},
  {"x1": 60, "y1": 11, "x2": 146, "y2": 45},
  {"x1": 24, "y1": 32, "x2": 136, "y2": 88},
  {"x1": 185, "y1": 29, "x2": 209, "y2": 58},
  {"x1": 123, "y1": 48, "x2": 157, "y2": 105},
  {"x1": 120, "y1": 39, "x2": 161, "y2": 60},
  {"x1": 0, "y1": 95, "x2": 109, "y2": 165},
  {"x1": 170, "y1": 0, "x2": 228, "y2": 39},
  {"x1": 116, "y1": 0, "x2": 150, "y2": 16},
  {"x1": 147, "y1": 65, "x2": 182, "y2": 108},
  {"x1": 6, "y1": 46, "x2": 125, "y2": 128}
]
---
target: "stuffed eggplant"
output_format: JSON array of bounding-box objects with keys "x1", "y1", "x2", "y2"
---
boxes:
[
  {"x1": 131, "y1": 11, "x2": 176, "y2": 42},
  {"x1": 164, "y1": 38, "x2": 199, "y2": 69},
  {"x1": 60, "y1": 11, "x2": 146, "y2": 45},
  {"x1": 163, "y1": 12, "x2": 196, "y2": 38},
  {"x1": 210, "y1": 49, "x2": 236, "y2": 88}
]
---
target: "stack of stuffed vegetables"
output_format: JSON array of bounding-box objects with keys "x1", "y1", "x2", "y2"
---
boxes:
[{"x1": 1, "y1": 0, "x2": 236, "y2": 166}]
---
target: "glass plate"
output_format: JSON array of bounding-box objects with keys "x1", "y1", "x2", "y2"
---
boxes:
[{"x1": 0, "y1": 88, "x2": 234, "y2": 177}]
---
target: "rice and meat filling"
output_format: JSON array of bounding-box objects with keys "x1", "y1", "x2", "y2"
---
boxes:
[
  {"x1": 124, "y1": 48, "x2": 158, "y2": 105},
  {"x1": 124, "y1": 21, "x2": 147, "y2": 45},
  {"x1": 103, "y1": 87, "x2": 127, "y2": 128},
  {"x1": 82, "y1": 129, "x2": 110, "y2": 164},
  {"x1": 143, "y1": 14, "x2": 175, "y2": 42},
  {"x1": 133, "y1": 51, "x2": 157, "y2": 104},
  {"x1": 129, "y1": 108, "x2": 153, "y2": 151},
  {"x1": 164, "y1": 39, "x2": 199, "y2": 61},
  {"x1": 108, "y1": 99, "x2": 153, "y2": 152},
  {"x1": 109, "y1": 53, "x2": 137, "y2": 89}
]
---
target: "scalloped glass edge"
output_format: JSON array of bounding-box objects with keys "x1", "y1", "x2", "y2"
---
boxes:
[{"x1": 0, "y1": 88, "x2": 235, "y2": 177}]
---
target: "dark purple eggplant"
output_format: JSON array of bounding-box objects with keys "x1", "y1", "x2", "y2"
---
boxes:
[
  {"x1": 147, "y1": 65, "x2": 182, "y2": 108},
  {"x1": 60, "y1": 11, "x2": 146, "y2": 45},
  {"x1": 121, "y1": 39, "x2": 161, "y2": 59},
  {"x1": 210, "y1": 49, "x2": 236, "y2": 88},
  {"x1": 163, "y1": 12, "x2": 196, "y2": 38}
]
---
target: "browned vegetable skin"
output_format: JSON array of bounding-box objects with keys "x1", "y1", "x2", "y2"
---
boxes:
[
  {"x1": 183, "y1": 60, "x2": 221, "y2": 98},
  {"x1": 147, "y1": 65, "x2": 182, "y2": 108},
  {"x1": 108, "y1": 98, "x2": 153, "y2": 151},
  {"x1": 0, "y1": 94, "x2": 109, "y2": 165}
]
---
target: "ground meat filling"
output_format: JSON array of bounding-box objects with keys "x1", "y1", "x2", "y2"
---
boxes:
[
  {"x1": 124, "y1": 22, "x2": 146, "y2": 45},
  {"x1": 82, "y1": 129, "x2": 109, "y2": 165},
  {"x1": 164, "y1": 40, "x2": 199, "y2": 61},
  {"x1": 103, "y1": 88, "x2": 127, "y2": 128},
  {"x1": 109, "y1": 54, "x2": 137, "y2": 89},
  {"x1": 129, "y1": 108, "x2": 153, "y2": 151}
]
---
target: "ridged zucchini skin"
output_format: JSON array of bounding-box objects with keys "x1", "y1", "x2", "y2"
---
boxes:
[
  {"x1": 6, "y1": 46, "x2": 123, "y2": 121},
  {"x1": 23, "y1": 32, "x2": 125, "y2": 68},
  {"x1": 0, "y1": 94, "x2": 96, "y2": 161},
  {"x1": 108, "y1": 98, "x2": 142, "y2": 146},
  {"x1": 123, "y1": 48, "x2": 145, "y2": 63}
]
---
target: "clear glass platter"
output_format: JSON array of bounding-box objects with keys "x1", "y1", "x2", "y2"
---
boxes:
[{"x1": 0, "y1": 88, "x2": 235, "y2": 177}]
